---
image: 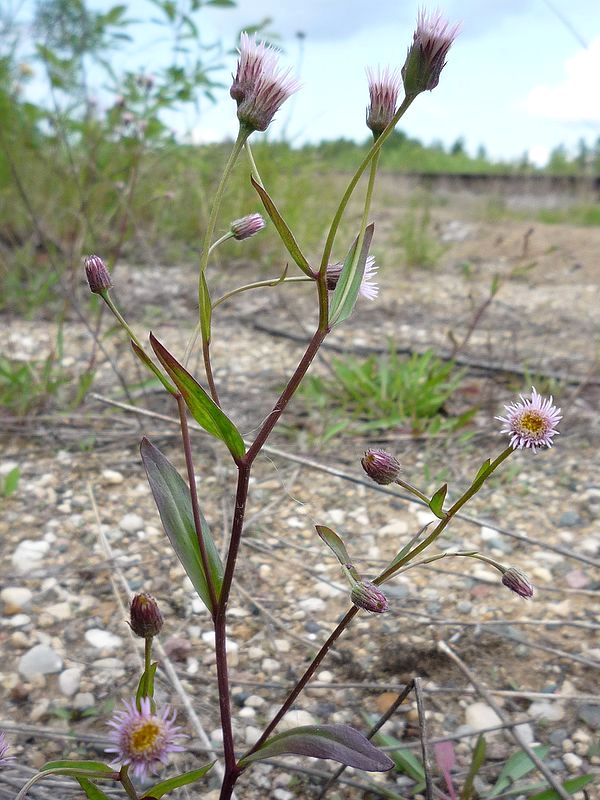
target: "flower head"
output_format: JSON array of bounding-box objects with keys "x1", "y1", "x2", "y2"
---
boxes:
[
  {"x1": 107, "y1": 697, "x2": 185, "y2": 780},
  {"x1": 0, "y1": 731, "x2": 14, "y2": 767},
  {"x1": 326, "y1": 255, "x2": 379, "y2": 300},
  {"x1": 501, "y1": 566, "x2": 534, "y2": 599},
  {"x1": 129, "y1": 592, "x2": 164, "y2": 639},
  {"x1": 366, "y1": 67, "x2": 402, "y2": 136},
  {"x1": 231, "y1": 33, "x2": 300, "y2": 132},
  {"x1": 351, "y1": 580, "x2": 390, "y2": 613},
  {"x1": 230, "y1": 213, "x2": 266, "y2": 240},
  {"x1": 84, "y1": 254, "x2": 112, "y2": 294},
  {"x1": 496, "y1": 387, "x2": 562, "y2": 452},
  {"x1": 402, "y1": 9, "x2": 460, "y2": 95},
  {"x1": 361, "y1": 448, "x2": 402, "y2": 485}
]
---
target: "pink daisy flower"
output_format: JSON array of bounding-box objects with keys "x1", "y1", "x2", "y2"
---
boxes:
[
  {"x1": 231, "y1": 33, "x2": 300, "y2": 132},
  {"x1": 0, "y1": 731, "x2": 14, "y2": 767},
  {"x1": 106, "y1": 697, "x2": 185, "y2": 780},
  {"x1": 496, "y1": 387, "x2": 562, "y2": 452},
  {"x1": 326, "y1": 255, "x2": 379, "y2": 301}
]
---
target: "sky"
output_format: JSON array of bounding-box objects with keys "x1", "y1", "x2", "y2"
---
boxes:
[{"x1": 12, "y1": 0, "x2": 600, "y2": 165}]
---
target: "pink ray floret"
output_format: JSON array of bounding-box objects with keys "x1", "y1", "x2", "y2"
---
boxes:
[
  {"x1": 365, "y1": 66, "x2": 402, "y2": 135},
  {"x1": 326, "y1": 255, "x2": 379, "y2": 301},
  {"x1": 496, "y1": 387, "x2": 562, "y2": 452},
  {"x1": 106, "y1": 697, "x2": 186, "y2": 780}
]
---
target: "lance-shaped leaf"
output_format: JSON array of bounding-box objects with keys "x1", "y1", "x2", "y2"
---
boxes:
[
  {"x1": 488, "y1": 746, "x2": 549, "y2": 797},
  {"x1": 527, "y1": 775, "x2": 595, "y2": 800},
  {"x1": 136, "y1": 661, "x2": 158, "y2": 707},
  {"x1": 239, "y1": 724, "x2": 393, "y2": 771},
  {"x1": 474, "y1": 458, "x2": 492, "y2": 483},
  {"x1": 77, "y1": 778, "x2": 114, "y2": 800},
  {"x1": 142, "y1": 762, "x2": 215, "y2": 799},
  {"x1": 461, "y1": 735, "x2": 486, "y2": 800},
  {"x1": 328, "y1": 223, "x2": 374, "y2": 327},
  {"x1": 251, "y1": 177, "x2": 313, "y2": 277},
  {"x1": 429, "y1": 484, "x2": 448, "y2": 519},
  {"x1": 316, "y1": 525, "x2": 351, "y2": 566},
  {"x1": 150, "y1": 334, "x2": 245, "y2": 460},
  {"x1": 141, "y1": 438, "x2": 223, "y2": 612},
  {"x1": 131, "y1": 341, "x2": 176, "y2": 395},
  {"x1": 41, "y1": 761, "x2": 116, "y2": 776},
  {"x1": 199, "y1": 272, "x2": 212, "y2": 342}
]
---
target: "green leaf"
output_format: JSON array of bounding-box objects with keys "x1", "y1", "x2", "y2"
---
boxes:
[
  {"x1": 131, "y1": 341, "x2": 176, "y2": 395},
  {"x1": 316, "y1": 525, "x2": 352, "y2": 566},
  {"x1": 2, "y1": 466, "x2": 20, "y2": 496},
  {"x1": 487, "y1": 745, "x2": 549, "y2": 796},
  {"x1": 150, "y1": 334, "x2": 245, "y2": 460},
  {"x1": 143, "y1": 762, "x2": 215, "y2": 798},
  {"x1": 136, "y1": 661, "x2": 158, "y2": 706},
  {"x1": 77, "y1": 778, "x2": 114, "y2": 800},
  {"x1": 429, "y1": 483, "x2": 448, "y2": 519},
  {"x1": 328, "y1": 223, "x2": 374, "y2": 327},
  {"x1": 41, "y1": 761, "x2": 115, "y2": 775},
  {"x1": 239, "y1": 724, "x2": 393, "y2": 771},
  {"x1": 526, "y1": 775, "x2": 595, "y2": 800},
  {"x1": 474, "y1": 458, "x2": 492, "y2": 482},
  {"x1": 461, "y1": 735, "x2": 486, "y2": 800},
  {"x1": 251, "y1": 177, "x2": 313, "y2": 277},
  {"x1": 140, "y1": 438, "x2": 223, "y2": 612},
  {"x1": 199, "y1": 272, "x2": 212, "y2": 341}
]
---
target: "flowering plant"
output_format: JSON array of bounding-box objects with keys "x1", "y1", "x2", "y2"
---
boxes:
[{"x1": 12, "y1": 11, "x2": 565, "y2": 800}]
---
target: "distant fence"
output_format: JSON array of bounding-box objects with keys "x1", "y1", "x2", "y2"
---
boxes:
[{"x1": 386, "y1": 172, "x2": 600, "y2": 209}]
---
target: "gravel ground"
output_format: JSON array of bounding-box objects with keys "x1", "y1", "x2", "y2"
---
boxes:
[{"x1": 1, "y1": 190, "x2": 599, "y2": 799}]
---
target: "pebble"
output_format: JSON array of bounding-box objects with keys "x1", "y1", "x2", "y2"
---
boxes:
[
  {"x1": 84, "y1": 629, "x2": 123, "y2": 650},
  {"x1": 514, "y1": 722, "x2": 534, "y2": 745},
  {"x1": 562, "y1": 752, "x2": 583, "y2": 772},
  {"x1": 244, "y1": 725, "x2": 262, "y2": 744},
  {"x1": 279, "y1": 710, "x2": 317, "y2": 730},
  {"x1": 528, "y1": 701, "x2": 565, "y2": 722},
  {"x1": 261, "y1": 658, "x2": 280, "y2": 674},
  {"x1": 380, "y1": 520, "x2": 409, "y2": 536},
  {"x1": 245, "y1": 695, "x2": 266, "y2": 708},
  {"x1": 101, "y1": 469, "x2": 124, "y2": 484},
  {"x1": 577, "y1": 704, "x2": 600, "y2": 730},
  {"x1": 45, "y1": 602, "x2": 73, "y2": 621},
  {"x1": 119, "y1": 513, "x2": 145, "y2": 533},
  {"x1": 298, "y1": 597, "x2": 326, "y2": 613},
  {"x1": 1, "y1": 586, "x2": 32, "y2": 614},
  {"x1": 72, "y1": 692, "x2": 95, "y2": 710},
  {"x1": 465, "y1": 702, "x2": 502, "y2": 732},
  {"x1": 11, "y1": 540, "x2": 50, "y2": 573},
  {"x1": 18, "y1": 644, "x2": 63, "y2": 678},
  {"x1": 557, "y1": 511, "x2": 581, "y2": 527},
  {"x1": 531, "y1": 566, "x2": 553, "y2": 583},
  {"x1": 58, "y1": 668, "x2": 81, "y2": 697},
  {"x1": 579, "y1": 536, "x2": 599, "y2": 555}
]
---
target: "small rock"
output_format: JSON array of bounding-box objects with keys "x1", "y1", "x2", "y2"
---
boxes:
[
  {"x1": 119, "y1": 513, "x2": 144, "y2": 533},
  {"x1": 101, "y1": 469, "x2": 124, "y2": 484},
  {"x1": 380, "y1": 520, "x2": 409, "y2": 536},
  {"x1": 163, "y1": 636, "x2": 192, "y2": 661},
  {"x1": 528, "y1": 701, "x2": 565, "y2": 722},
  {"x1": 85, "y1": 629, "x2": 123, "y2": 650},
  {"x1": 261, "y1": 658, "x2": 280, "y2": 674},
  {"x1": 244, "y1": 695, "x2": 266, "y2": 708},
  {"x1": 465, "y1": 702, "x2": 502, "y2": 732},
  {"x1": 579, "y1": 536, "x2": 599, "y2": 556},
  {"x1": 557, "y1": 511, "x2": 581, "y2": 527},
  {"x1": 58, "y1": 668, "x2": 82, "y2": 697},
  {"x1": 72, "y1": 692, "x2": 95, "y2": 710},
  {"x1": 45, "y1": 602, "x2": 73, "y2": 621},
  {"x1": 1, "y1": 586, "x2": 33, "y2": 614},
  {"x1": 244, "y1": 725, "x2": 262, "y2": 745},
  {"x1": 11, "y1": 540, "x2": 50, "y2": 573},
  {"x1": 513, "y1": 722, "x2": 534, "y2": 745},
  {"x1": 299, "y1": 598, "x2": 326, "y2": 613},
  {"x1": 562, "y1": 752, "x2": 583, "y2": 773},
  {"x1": 279, "y1": 710, "x2": 317, "y2": 730},
  {"x1": 19, "y1": 644, "x2": 63, "y2": 678},
  {"x1": 577, "y1": 704, "x2": 600, "y2": 730},
  {"x1": 531, "y1": 566, "x2": 553, "y2": 583}
]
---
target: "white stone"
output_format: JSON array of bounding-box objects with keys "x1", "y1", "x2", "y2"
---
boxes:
[
  {"x1": 279, "y1": 710, "x2": 317, "y2": 730},
  {"x1": 465, "y1": 702, "x2": 502, "y2": 732},
  {"x1": 102, "y1": 469, "x2": 124, "y2": 484},
  {"x1": 1, "y1": 586, "x2": 32, "y2": 613},
  {"x1": 19, "y1": 644, "x2": 63, "y2": 678},
  {"x1": 261, "y1": 658, "x2": 280, "y2": 674},
  {"x1": 317, "y1": 671, "x2": 334, "y2": 684},
  {"x1": 380, "y1": 520, "x2": 409, "y2": 536},
  {"x1": 562, "y1": 752, "x2": 583, "y2": 773},
  {"x1": 239, "y1": 706, "x2": 256, "y2": 719},
  {"x1": 7, "y1": 613, "x2": 31, "y2": 627},
  {"x1": 11, "y1": 540, "x2": 50, "y2": 573},
  {"x1": 58, "y1": 668, "x2": 81, "y2": 697},
  {"x1": 416, "y1": 511, "x2": 438, "y2": 527},
  {"x1": 299, "y1": 597, "x2": 326, "y2": 613},
  {"x1": 85, "y1": 629, "x2": 123, "y2": 650},
  {"x1": 274, "y1": 639, "x2": 291, "y2": 653},
  {"x1": 513, "y1": 722, "x2": 534, "y2": 745},
  {"x1": 528, "y1": 701, "x2": 565, "y2": 722},
  {"x1": 480, "y1": 526, "x2": 501, "y2": 542},
  {"x1": 119, "y1": 513, "x2": 144, "y2": 533},
  {"x1": 328, "y1": 509, "x2": 346, "y2": 526},
  {"x1": 244, "y1": 726, "x2": 262, "y2": 745},
  {"x1": 45, "y1": 602, "x2": 72, "y2": 621},
  {"x1": 245, "y1": 695, "x2": 266, "y2": 708},
  {"x1": 72, "y1": 692, "x2": 95, "y2": 710}
]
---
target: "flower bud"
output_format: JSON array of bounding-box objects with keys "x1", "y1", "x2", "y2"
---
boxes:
[
  {"x1": 402, "y1": 10, "x2": 460, "y2": 95},
  {"x1": 230, "y1": 213, "x2": 266, "y2": 240},
  {"x1": 361, "y1": 448, "x2": 401, "y2": 485},
  {"x1": 501, "y1": 567, "x2": 534, "y2": 599},
  {"x1": 366, "y1": 67, "x2": 402, "y2": 137},
  {"x1": 129, "y1": 592, "x2": 164, "y2": 638},
  {"x1": 351, "y1": 580, "x2": 389, "y2": 613},
  {"x1": 84, "y1": 254, "x2": 112, "y2": 294}
]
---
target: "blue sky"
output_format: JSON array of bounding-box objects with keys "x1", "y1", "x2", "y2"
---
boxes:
[{"x1": 14, "y1": 0, "x2": 600, "y2": 164}]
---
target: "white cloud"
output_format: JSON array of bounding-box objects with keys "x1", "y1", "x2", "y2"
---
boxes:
[{"x1": 525, "y1": 37, "x2": 600, "y2": 123}]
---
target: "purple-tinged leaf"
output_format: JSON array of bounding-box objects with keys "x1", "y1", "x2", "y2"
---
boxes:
[
  {"x1": 434, "y1": 740, "x2": 457, "y2": 800},
  {"x1": 251, "y1": 177, "x2": 313, "y2": 277},
  {"x1": 130, "y1": 341, "x2": 176, "y2": 395},
  {"x1": 239, "y1": 724, "x2": 394, "y2": 771},
  {"x1": 316, "y1": 525, "x2": 351, "y2": 566},
  {"x1": 149, "y1": 334, "x2": 245, "y2": 460},
  {"x1": 140, "y1": 438, "x2": 223, "y2": 613}
]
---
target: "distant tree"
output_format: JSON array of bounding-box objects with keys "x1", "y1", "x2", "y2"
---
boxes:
[
  {"x1": 476, "y1": 143, "x2": 487, "y2": 161},
  {"x1": 450, "y1": 136, "x2": 465, "y2": 156}
]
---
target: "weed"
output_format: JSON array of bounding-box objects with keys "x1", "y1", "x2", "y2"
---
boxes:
[
  {"x1": 295, "y1": 346, "x2": 475, "y2": 441},
  {"x1": 0, "y1": 466, "x2": 20, "y2": 498},
  {"x1": 398, "y1": 193, "x2": 444, "y2": 268}
]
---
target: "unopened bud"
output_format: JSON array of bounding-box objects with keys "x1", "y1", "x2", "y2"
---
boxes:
[
  {"x1": 361, "y1": 448, "x2": 401, "y2": 485},
  {"x1": 501, "y1": 567, "x2": 534, "y2": 599},
  {"x1": 230, "y1": 213, "x2": 266, "y2": 241},
  {"x1": 351, "y1": 580, "x2": 389, "y2": 613},
  {"x1": 402, "y1": 10, "x2": 460, "y2": 95},
  {"x1": 129, "y1": 592, "x2": 164, "y2": 638},
  {"x1": 84, "y1": 254, "x2": 112, "y2": 294}
]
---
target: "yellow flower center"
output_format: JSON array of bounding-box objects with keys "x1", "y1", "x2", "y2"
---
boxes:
[
  {"x1": 130, "y1": 721, "x2": 162, "y2": 754},
  {"x1": 519, "y1": 410, "x2": 545, "y2": 435}
]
